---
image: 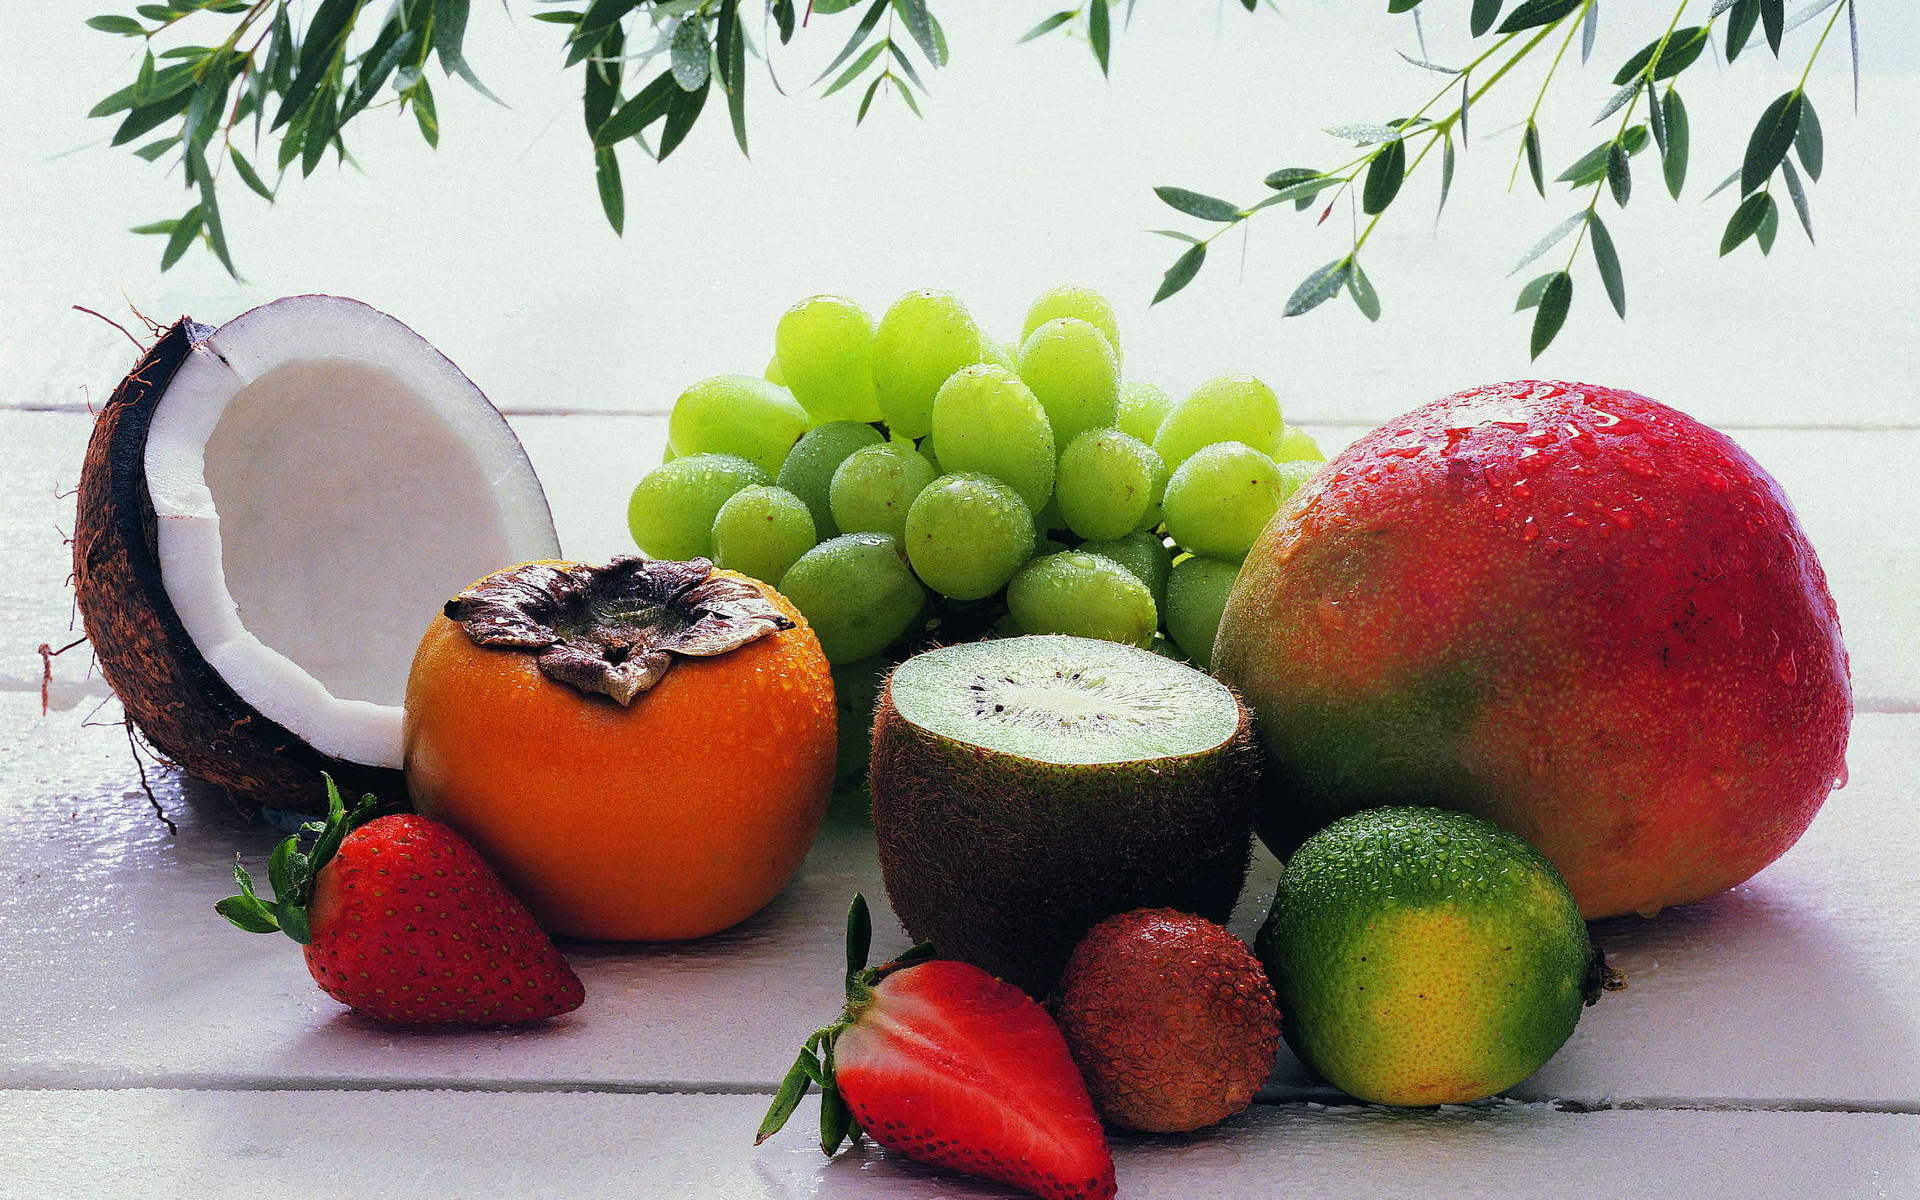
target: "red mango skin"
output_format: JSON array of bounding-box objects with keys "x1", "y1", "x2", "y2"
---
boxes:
[{"x1": 1212, "y1": 381, "x2": 1851, "y2": 919}]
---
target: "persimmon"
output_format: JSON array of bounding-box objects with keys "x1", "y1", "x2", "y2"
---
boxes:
[{"x1": 403, "y1": 556, "x2": 835, "y2": 941}]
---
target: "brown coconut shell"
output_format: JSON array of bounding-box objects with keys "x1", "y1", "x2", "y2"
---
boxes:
[{"x1": 72, "y1": 319, "x2": 405, "y2": 813}]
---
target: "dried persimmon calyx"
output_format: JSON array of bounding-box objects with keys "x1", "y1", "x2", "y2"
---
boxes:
[{"x1": 445, "y1": 556, "x2": 793, "y2": 705}]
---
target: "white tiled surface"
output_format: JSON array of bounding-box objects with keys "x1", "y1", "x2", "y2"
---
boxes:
[{"x1": 7, "y1": 2, "x2": 1920, "y2": 1196}]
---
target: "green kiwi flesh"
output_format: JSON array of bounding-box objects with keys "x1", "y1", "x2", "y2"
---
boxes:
[{"x1": 871, "y1": 634, "x2": 1261, "y2": 996}]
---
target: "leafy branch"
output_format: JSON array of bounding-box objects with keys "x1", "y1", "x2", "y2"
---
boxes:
[
  {"x1": 87, "y1": 0, "x2": 962, "y2": 273},
  {"x1": 1149, "y1": 0, "x2": 1860, "y2": 358}
]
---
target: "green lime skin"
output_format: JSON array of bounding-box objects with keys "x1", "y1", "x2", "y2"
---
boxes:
[{"x1": 1256, "y1": 806, "x2": 1599, "y2": 1107}]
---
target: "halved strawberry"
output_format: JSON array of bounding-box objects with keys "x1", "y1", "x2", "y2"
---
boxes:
[
  {"x1": 757, "y1": 895, "x2": 1115, "y2": 1200},
  {"x1": 217, "y1": 775, "x2": 584, "y2": 1027}
]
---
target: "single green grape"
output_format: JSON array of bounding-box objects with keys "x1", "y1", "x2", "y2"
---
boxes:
[
  {"x1": 872, "y1": 290, "x2": 986, "y2": 439},
  {"x1": 778, "y1": 533, "x2": 926, "y2": 663},
  {"x1": 1274, "y1": 459, "x2": 1322, "y2": 505},
  {"x1": 1078, "y1": 530, "x2": 1173, "y2": 613},
  {"x1": 763, "y1": 354, "x2": 786, "y2": 387},
  {"x1": 1164, "y1": 555, "x2": 1243, "y2": 669},
  {"x1": 1006, "y1": 550, "x2": 1158, "y2": 648},
  {"x1": 775, "y1": 294, "x2": 883, "y2": 424},
  {"x1": 1017, "y1": 317, "x2": 1119, "y2": 451},
  {"x1": 1054, "y1": 427, "x2": 1165, "y2": 541},
  {"x1": 710, "y1": 484, "x2": 817, "y2": 586},
  {"x1": 778, "y1": 421, "x2": 885, "y2": 538},
  {"x1": 1021, "y1": 285, "x2": 1121, "y2": 363},
  {"x1": 1153, "y1": 374, "x2": 1283, "y2": 469},
  {"x1": 1033, "y1": 496, "x2": 1069, "y2": 534},
  {"x1": 829, "y1": 441, "x2": 938, "y2": 541},
  {"x1": 903, "y1": 473, "x2": 1036, "y2": 600},
  {"x1": 667, "y1": 374, "x2": 811, "y2": 477},
  {"x1": 929, "y1": 364, "x2": 1056, "y2": 513},
  {"x1": 1276, "y1": 425, "x2": 1326, "y2": 462},
  {"x1": 627, "y1": 453, "x2": 768, "y2": 560},
  {"x1": 1162, "y1": 441, "x2": 1285, "y2": 560},
  {"x1": 1115, "y1": 380, "x2": 1174, "y2": 444}
]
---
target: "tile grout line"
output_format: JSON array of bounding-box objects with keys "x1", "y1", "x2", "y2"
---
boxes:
[{"x1": 3, "y1": 1077, "x2": 1918, "y2": 1118}]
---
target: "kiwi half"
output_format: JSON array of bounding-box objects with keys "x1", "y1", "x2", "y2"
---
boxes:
[{"x1": 871, "y1": 634, "x2": 1261, "y2": 996}]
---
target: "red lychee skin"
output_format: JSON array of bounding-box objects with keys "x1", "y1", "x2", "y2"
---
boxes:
[
  {"x1": 1056, "y1": 909, "x2": 1281, "y2": 1133},
  {"x1": 1212, "y1": 381, "x2": 1851, "y2": 919}
]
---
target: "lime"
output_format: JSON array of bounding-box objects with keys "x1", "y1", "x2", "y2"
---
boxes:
[{"x1": 1256, "y1": 806, "x2": 1608, "y2": 1106}]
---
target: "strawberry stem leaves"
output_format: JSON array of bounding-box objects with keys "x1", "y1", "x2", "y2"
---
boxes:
[
  {"x1": 756, "y1": 892, "x2": 935, "y2": 1151},
  {"x1": 214, "y1": 773, "x2": 377, "y2": 947}
]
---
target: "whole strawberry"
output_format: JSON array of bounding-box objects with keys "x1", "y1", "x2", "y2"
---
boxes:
[
  {"x1": 217, "y1": 776, "x2": 584, "y2": 1027},
  {"x1": 1057, "y1": 908, "x2": 1280, "y2": 1133},
  {"x1": 758, "y1": 895, "x2": 1115, "y2": 1200}
]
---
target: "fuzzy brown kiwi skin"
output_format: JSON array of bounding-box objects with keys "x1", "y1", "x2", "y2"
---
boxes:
[
  {"x1": 72, "y1": 319, "x2": 404, "y2": 814},
  {"x1": 870, "y1": 671, "x2": 1262, "y2": 998}
]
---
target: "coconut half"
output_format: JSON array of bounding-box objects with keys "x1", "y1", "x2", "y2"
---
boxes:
[{"x1": 74, "y1": 296, "x2": 559, "y2": 810}]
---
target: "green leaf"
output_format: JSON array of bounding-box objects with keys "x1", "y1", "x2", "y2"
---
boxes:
[
  {"x1": 1760, "y1": 0, "x2": 1784, "y2": 54},
  {"x1": 229, "y1": 147, "x2": 275, "y2": 202},
  {"x1": 597, "y1": 70, "x2": 677, "y2": 145},
  {"x1": 1262, "y1": 167, "x2": 1320, "y2": 191},
  {"x1": 160, "y1": 206, "x2": 203, "y2": 270},
  {"x1": 821, "y1": 41, "x2": 885, "y2": 99},
  {"x1": 889, "y1": 74, "x2": 923, "y2": 119},
  {"x1": 133, "y1": 136, "x2": 180, "y2": 162},
  {"x1": 1580, "y1": 0, "x2": 1599, "y2": 62},
  {"x1": 1510, "y1": 210, "x2": 1590, "y2": 275},
  {"x1": 1530, "y1": 272, "x2": 1573, "y2": 358},
  {"x1": 1606, "y1": 142, "x2": 1631, "y2": 207},
  {"x1": 892, "y1": 0, "x2": 946, "y2": 67},
  {"x1": 1756, "y1": 193, "x2": 1780, "y2": 253},
  {"x1": 1089, "y1": 0, "x2": 1111, "y2": 77},
  {"x1": 86, "y1": 14, "x2": 147, "y2": 35},
  {"x1": 670, "y1": 16, "x2": 712, "y2": 91},
  {"x1": 1017, "y1": 11, "x2": 1075, "y2": 43},
  {"x1": 855, "y1": 73, "x2": 884, "y2": 124},
  {"x1": 1325, "y1": 122, "x2": 1405, "y2": 145},
  {"x1": 1726, "y1": 0, "x2": 1759, "y2": 60},
  {"x1": 434, "y1": 0, "x2": 502, "y2": 105},
  {"x1": 845, "y1": 893, "x2": 872, "y2": 982},
  {"x1": 1515, "y1": 271, "x2": 1557, "y2": 310},
  {"x1": 819, "y1": 1074, "x2": 852, "y2": 1156},
  {"x1": 1794, "y1": 94, "x2": 1823, "y2": 180},
  {"x1": 721, "y1": 2, "x2": 748, "y2": 155},
  {"x1": 1662, "y1": 88, "x2": 1690, "y2": 198},
  {"x1": 1720, "y1": 191, "x2": 1773, "y2": 254},
  {"x1": 412, "y1": 77, "x2": 438, "y2": 147},
  {"x1": 1498, "y1": 0, "x2": 1581, "y2": 35},
  {"x1": 1612, "y1": 26, "x2": 1708, "y2": 84},
  {"x1": 1153, "y1": 186, "x2": 1241, "y2": 222},
  {"x1": 1388, "y1": 0, "x2": 1425, "y2": 11},
  {"x1": 813, "y1": 0, "x2": 890, "y2": 86},
  {"x1": 1471, "y1": 0, "x2": 1503, "y2": 37},
  {"x1": 215, "y1": 894, "x2": 281, "y2": 934},
  {"x1": 1780, "y1": 156, "x2": 1813, "y2": 242},
  {"x1": 1438, "y1": 133, "x2": 1456, "y2": 221},
  {"x1": 1152, "y1": 242, "x2": 1206, "y2": 304},
  {"x1": 1741, "y1": 90, "x2": 1803, "y2": 195},
  {"x1": 1284, "y1": 258, "x2": 1352, "y2": 317},
  {"x1": 130, "y1": 218, "x2": 179, "y2": 235},
  {"x1": 1523, "y1": 121, "x2": 1544, "y2": 197},
  {"x1": 1558, "y1": 125, "x2": 1649, "y2": 187},
  {"x1": 1588, "y1": 210, "x2": 1625, "y2": 317},
  {"x1": 595, "y1": 146, "x2": 623, "y2": 234},
  {"x1": 1347, "y1": 260, "x2": 1381, "y2": 321},
  {"x1": 658, "y1": 78, "x2": 710, "y2": 159},
  {"x1": 274, "y1": 0, "x2": 358, "y2": 130},
  {"x1": 756, "y1": 1045, "x2": 821, "y2": 1144},
  {"x1": 112, "y1": 88, "x2": 194, "y2": 146},
  {"x1": 1362, "y1": 137, "x2": 1406, "y2": 214}
]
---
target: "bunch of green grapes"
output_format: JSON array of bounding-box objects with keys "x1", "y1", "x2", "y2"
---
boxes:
[{"x1": 625, "y1": 285, "x2": 1331, "y2": 747}]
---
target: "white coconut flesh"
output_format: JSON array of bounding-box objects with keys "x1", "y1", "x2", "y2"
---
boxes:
[{"x1": 143, "y1": 296, "x2": 559, "y2": 770}]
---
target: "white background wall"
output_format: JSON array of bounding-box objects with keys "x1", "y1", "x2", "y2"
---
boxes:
[{"x1": 6, "y1": 1, "x2": 1917, "y2": 428}]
